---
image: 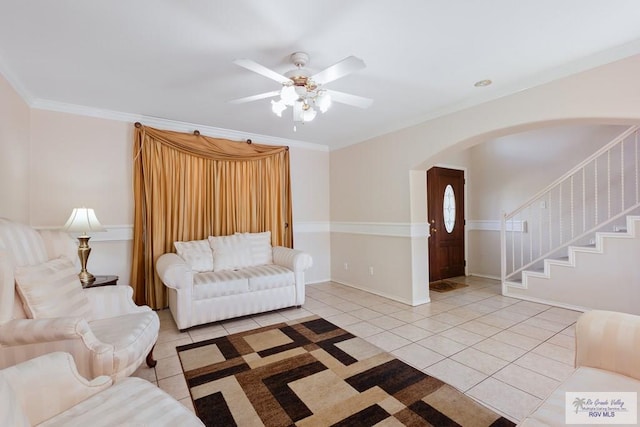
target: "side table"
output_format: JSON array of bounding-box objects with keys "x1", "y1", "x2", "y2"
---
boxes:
[{"x1": 83, "y1": 275, "x2": 119, "y2": 288}]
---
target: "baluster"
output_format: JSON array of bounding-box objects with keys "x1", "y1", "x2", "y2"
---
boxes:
[
  {"x1": 548, "y1": 192, "x2": 552, "y2": 252},
  {"x1": 607, "y1": 149, "x2": 611, "y2": 219},
  {"x1": 520, "y1": 214, "x2": 523, "y2": 270},
  {"x1": 529, "y1": 205, "x2": 533, "y2": 264},
  {"x1": 511, "y1": 218, "x2": 515, "y2": 274},
  {"x1": 582, "y1": 167, "x2": 586, "y2": 232},
  {"x1": 635, "y1": 131, "x2": 640, "y2": 203},
  {"x1": 621, "y1": 139, "x2": 625, "y2": 211},
  {"x1": 559, "y1": 186, "x2": 563, "y2": 244},
  {"x1": 570, "y1": 175, "x2": 574, "y2": 239},
  {"x1": 539, "y1": 199, "x2": 543, "y2": 259},
  {"x1": 593, "y1": 157, "x2": 598, "y2": 227}
]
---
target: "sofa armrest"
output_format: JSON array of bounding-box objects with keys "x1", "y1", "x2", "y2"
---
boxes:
[
  {"x1": 84, "y1": 285, "x2": 150, "y2": 320},
  {"x1": 575, "y1": 310, "x2": 640, "y2": 380},
  {"x1": 156, "y1": 253, "x2": 193, "y2": 290},
  {"x1": 0, "y1": 317, "x2": 106, "y2": 351},
  {"x1": 0, "y1": 352, "x2": 112, "y2": 426},
  {"x1": 272, "y1": 246, "x2": 313, "y2": 272}
]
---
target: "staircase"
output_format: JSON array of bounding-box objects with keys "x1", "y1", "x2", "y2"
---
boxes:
[{"x1": 501, "y1": 126, "x2": 640, "y2": 314}]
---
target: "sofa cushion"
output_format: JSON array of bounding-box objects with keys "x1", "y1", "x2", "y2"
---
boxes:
[
  {"x1": 0, "y1": 374, "x2": 30, "y2": 427},
  {"x1": 243, "y1": 264, "x2": 295, "y2": 291},
  {"x1": 193, "y1": 270, "x2": 249, "y2": 299},
  {"x1": 519, "y1": 366, "x2": 640, "y2": 426},
  {"x1": 14, "y1": 257, "x2": 90, "y2": 320},
  {"x1": 236, "y1": 231, "x2": 273, "y2": 266},
  {"x1": 89, "y1": 311, "x2": 159, "y2": 354},
  {"x1": 174, "y1": 239, "x2": 213, "y2": 273},
  {"x1": 0, "y1": 218, "x2": 48, "y2": 267},
  {"x1": 208, "y1": 234, "x2": 252, "y2": 272},
  {"x1": 38, "y1": 377, "x2": 203, "y2": 427}
]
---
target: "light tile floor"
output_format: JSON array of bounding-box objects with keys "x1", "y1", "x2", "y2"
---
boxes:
[{"x1": 133, "y1": 276, "x2": 580, "y2": 424}]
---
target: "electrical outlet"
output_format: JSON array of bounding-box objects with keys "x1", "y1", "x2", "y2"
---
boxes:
[
  {"x1": 540, "y1": 201, "x2": 546, "y2": 209},
  {"x1": 369, "y1": 266, "x2": 374, "y2": 276},
  {"x1": 343, "y1": 262, "x2": 349, "y2": 271}
]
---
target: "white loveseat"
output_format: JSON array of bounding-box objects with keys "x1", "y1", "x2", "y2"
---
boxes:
[
  {"x1": 156, "y1": 231, "x2": 312, "y2": 330},
  {"x1": 518, "y1": 310, "x2": 640, "y2": 426}
]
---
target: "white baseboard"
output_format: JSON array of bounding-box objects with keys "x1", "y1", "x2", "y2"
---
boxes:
[{"x1": 330, "y1": 279, "x2": 429, "y2": 306}]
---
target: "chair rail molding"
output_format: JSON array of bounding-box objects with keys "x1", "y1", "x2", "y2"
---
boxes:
[{"x1": 331, "y1": 221, "x2": 429, "y2": 238}]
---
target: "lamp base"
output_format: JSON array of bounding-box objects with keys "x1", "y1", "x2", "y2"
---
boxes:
[
  {"x1": 78, "y1": 270, "x2": 96, "y2": 285},
  {"x1": 77, "y1": 235, "x2": 96, "y2": 286}
]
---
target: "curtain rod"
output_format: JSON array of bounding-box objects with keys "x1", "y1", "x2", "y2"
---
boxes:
[{"x1": 134, "y1": 122, "x2": 258, "y2": 145}]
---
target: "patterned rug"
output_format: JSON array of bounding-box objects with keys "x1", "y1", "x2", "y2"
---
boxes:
[
  {"x1": 176, "y1": 316, "x2": 514, "y2": 427},
  {"x1": 430, "y1": 280, "x2": 469, "y2": 293}
]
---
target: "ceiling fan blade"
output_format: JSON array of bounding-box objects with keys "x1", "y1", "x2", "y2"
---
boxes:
[
  {"x1": 233, "y1": 58, "x2": 291, "y2": 84},
  {"x1": 229, "y1": 91, "x2": 280, "y2": 104},
  {"x1": 326, "y1": 89, "x2": 373, "y2": 109},
  {"x1": 312, "y1": 56, "x2": 366, "y2": 85}
]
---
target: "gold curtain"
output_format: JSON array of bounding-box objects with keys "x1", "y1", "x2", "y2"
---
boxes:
[{"x1": 131, "y1": 124, "x2": 293, "y2": 308}]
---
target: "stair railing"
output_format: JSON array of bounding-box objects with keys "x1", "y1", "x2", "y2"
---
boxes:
[{"x1": 501, "y1": 125, "x2": 640, "y2": 285}]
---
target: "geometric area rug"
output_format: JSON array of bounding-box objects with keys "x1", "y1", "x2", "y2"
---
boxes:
[{"x1": 176, "y1": 315, "x2": 515, "y2": 426}]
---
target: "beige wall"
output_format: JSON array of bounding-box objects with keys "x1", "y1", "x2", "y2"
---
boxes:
[
  {"x1": 467, "y1": 124, "x2": 626, "y2": 220},
  {"x1": 0, "y1": 74, "x2": 30, "y2": 222},
  {"x1": 289, "y1": 145, "x2": 331, "y2": 283},
  {"x1": 4, "y1": 53, "x2": 640, "y2": 305},
  {"x1": 331, "y1": 54, "x2": 640, "y2": 303},
  {"x1": 0, "y1": 87, "x2": 331, "y2": 285},
  {"x1": 462, "y1": 124, "x2": 626, "y2": 279},
  {"x1": 29, "y1": 110, "x2": 134, "y2": 226}
]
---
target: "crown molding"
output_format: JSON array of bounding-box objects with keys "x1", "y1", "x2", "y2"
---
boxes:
[
  {"x1": 27, "y1": 99, "x2": 329, "y2": 152},
  {"x1": 0, "y1": 54, "x2": 34, "y2": 105}
]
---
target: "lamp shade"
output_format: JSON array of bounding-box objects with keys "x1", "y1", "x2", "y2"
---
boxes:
[{"x1": 63, "y1": 208, "x2": 106, "y2": 233}]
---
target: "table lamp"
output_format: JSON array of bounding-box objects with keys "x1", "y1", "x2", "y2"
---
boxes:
[{"x1": 63, "y1": 207, "x2": 106, "y2": 285}]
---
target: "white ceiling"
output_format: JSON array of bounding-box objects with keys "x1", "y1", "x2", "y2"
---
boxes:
[{"x1": 1, "y1": 1, "x2": 640, "y2": 150}]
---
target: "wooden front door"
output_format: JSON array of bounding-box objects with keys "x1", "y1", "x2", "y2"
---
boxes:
[{"x1": 427, "y1": 166, "x2": 465, "y2": 282}]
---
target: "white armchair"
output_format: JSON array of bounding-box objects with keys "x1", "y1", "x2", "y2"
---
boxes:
[
  {"x1": 0, "y1": 352, "x2": 204, "y2": 426},
  {"x1": 0, "y1": 218, "x2": 159, "y2": 381},
  {"x1": 518, "y1": 310, "x2": 640, "y2": 426}
]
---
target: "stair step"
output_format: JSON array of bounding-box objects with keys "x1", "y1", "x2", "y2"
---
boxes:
[{"x1": 553, "y1": 256, "x2": 569, "y2": 261}]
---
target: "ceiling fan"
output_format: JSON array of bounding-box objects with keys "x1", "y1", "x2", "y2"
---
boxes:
[{"x1": 230, "y1": 52, "x2": 373, "y2": 126}]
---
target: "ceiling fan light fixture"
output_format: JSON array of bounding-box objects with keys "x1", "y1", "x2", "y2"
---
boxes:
[
  {"x1": 302, "y1": 105, "x2": 317, "y2": 122},
  {"x1": 316, "y1": 90, "x2": 332, "y2": 113},
  {"x1": 271, "y1": 99, "x2": 287, "y2": 117},
  {"x1": 231, "y1": 51, "x2": 372, "y2": 128},
  {"x1": 280, "y1": 85, "x2": 297, "y2": 106}
]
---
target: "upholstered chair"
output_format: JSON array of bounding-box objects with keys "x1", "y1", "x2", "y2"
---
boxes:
[
  {"x1": 0, "y1": 218, "x2": 159, "y2": 381},
  {"x1": 518, "y1": 310, "x2": 640, "y2": 426},
  {"x1": 0, "y1": 351, "x2": 204, "y2": 426}
]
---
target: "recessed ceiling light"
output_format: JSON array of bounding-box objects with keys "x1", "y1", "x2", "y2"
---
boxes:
[{"x1": 474, "y1": 79, "x2": 492, "y2": 87}]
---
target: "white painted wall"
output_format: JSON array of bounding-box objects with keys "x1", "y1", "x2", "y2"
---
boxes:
[
  {"x1": 0, "y1": 74, "x2": 30, "y2": 222},
  {"x1": 462, "y1": 124, "x2": 627, "y2": 278},
  {"x1": 3, "y1": 53, "x2": 640, "y2": 308},
  {"x1": 506, "y1": 217, "x2": 640, "y2": 315},
  {"x1": 330, "y1": 54, "x2": 640, "y2": 304},
  {"x1": 0, "y1": 84, "x2": 331, "y2": 287}
]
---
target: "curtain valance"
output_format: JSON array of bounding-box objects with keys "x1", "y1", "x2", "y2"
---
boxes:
[{"x1": 131, "y1": 124, "x2": 293, "y2": 308}]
